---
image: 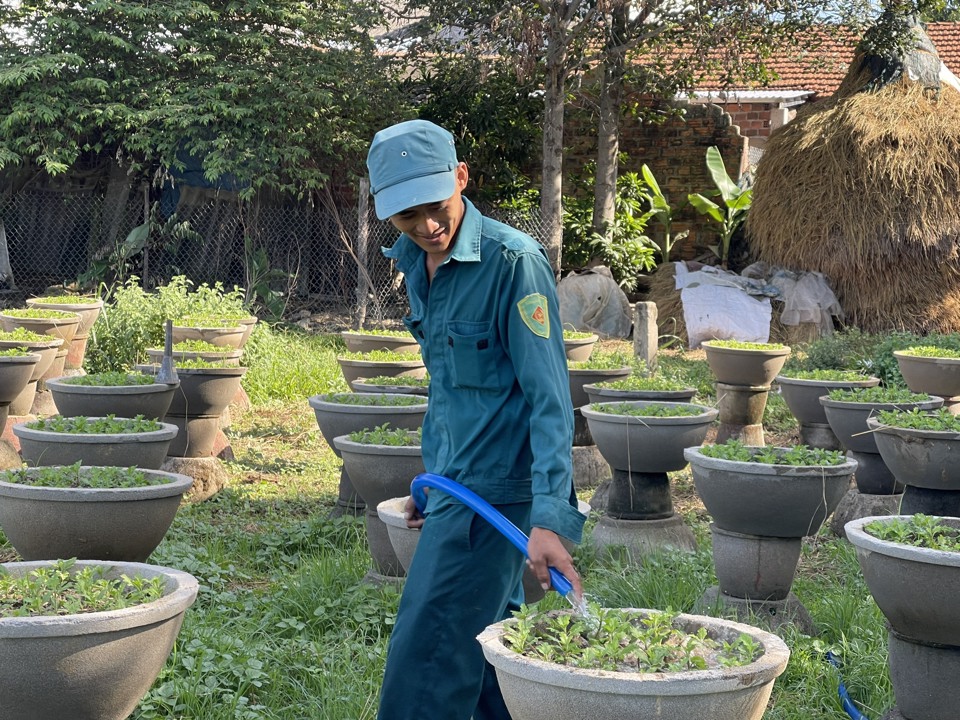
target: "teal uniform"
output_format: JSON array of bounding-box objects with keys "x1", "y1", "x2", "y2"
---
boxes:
[{"x1": 377, "y1": 198, "x2": 585, "y2": 719}]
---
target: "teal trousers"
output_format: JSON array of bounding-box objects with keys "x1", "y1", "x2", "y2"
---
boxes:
[{"x1": 376, "y1": 500, "x2": 529, "y2": 720}]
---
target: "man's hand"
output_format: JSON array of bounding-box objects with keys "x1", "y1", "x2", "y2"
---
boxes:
[
  {"x1": 526, "y1": 527, "x2": 583, "y2": 601},
  {"x1": 403, "y1": 495, "x2": 425, "y2": 529}
]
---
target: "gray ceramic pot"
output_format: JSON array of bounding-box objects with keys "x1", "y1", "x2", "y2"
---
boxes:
[
  {"x1": 568, "y1": 366, "x2": 632, "y2": 409},
  {"x1": 477, "y1": 608, "x2": 790, "y2": 720},
  {"x1": 0, "y1": 559, "x2": 198, "y2": 720},
  {"x1": 820, "y1": 394, "x2": 943, "y2": 453},
  {"x1": 583, "y1": 383, "x2": 697, "y2": 405},
  {"x1": 0, "y1": 467, "x2": 193, "y2": 561},
  {"x1": 46, "y1": 376, "x2": 178, "y2": 420},
  {"x1": 12, "y1": 419, "x2": 179, "y2": 469},
  {"x1": 684, "y1": 446, "x2": 857, "y2": 537},
  {"x1": 341, "y1": 331, "x2": 421, "y2": 354},
  {"x1": 868, "y1": 416, "x2": 960, "y2": 490},
  {"x1": 776, "y1": 374, "x2": 880, "y2": 425},
  {"x1": 894, "y1": 350, "x2": 960, "y2": 397},
  {"x1": 307, "y1": 393, "x2": 427, "y2": 458},
  {"x1": 702, "y1": 342, "x2": 791, "y2": 387}
]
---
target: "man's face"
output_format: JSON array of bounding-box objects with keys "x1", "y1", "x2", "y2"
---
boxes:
[{"x1": 389, "y1": 163, "x2": 469, "y2": 263}]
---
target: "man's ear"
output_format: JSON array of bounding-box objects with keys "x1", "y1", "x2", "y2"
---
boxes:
[{"x1": 455, "y1": 162, "x2": 469, "y2": 191}]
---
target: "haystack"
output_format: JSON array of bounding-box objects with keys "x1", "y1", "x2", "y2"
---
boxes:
[{"x1": 746, "y1": 20, "x2": 960, "y2": 333}]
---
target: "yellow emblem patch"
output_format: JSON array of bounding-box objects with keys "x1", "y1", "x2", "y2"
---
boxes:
[{"x1": 518, "y1": 293, "x2": 550, "y2": 338}]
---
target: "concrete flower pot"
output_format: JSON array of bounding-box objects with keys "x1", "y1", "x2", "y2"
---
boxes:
[
  {"x1": 702, "y1": 342, "x2": 791, "y2": 387},
  {"x1": 351, "y1": 378, "x2": 429, "y2": 396},
  {"x1": 868, "y1": 416, "x2": 960, "y2": 491},
  {"x1": 0, "y1": 336, "x2": 62, "y2": 383},
  {"x1": 341, "y1": 331, "x2": 420, "y2": 354},
  {"x1": 477, "y1": 608, "x2": 790, "y2": 720},
  {"x1": 776, "y1": 374, "x2": 881, "y2": 425},
  {"x1": 582, "y1": 401, "x2": 717, "y2": 473},
  {"x1": 583, "y1": 383, "x2": 697, "y2": 404},
  {"x1": 0, "y1": 467, "x2": 193, "y2": 561},
  {"x1": 0, "y1": 311, "x2": 80, "y2": 380},
  {"x1": 567, "y1": 366, "x2": 631, "y2": 409},
  {"x1": 562, "y1": 334, "x2": 598, "y2": 362},
  {"x1": 336, "y1": 356, "x2": 426, "y2": 386},
  {"x1": 0, "y1": 353, "x2": 40, "y2": 433},
  {"x1": 820, "y1": 394, "x2": 943, "y2": 454},
  {"x1": 46, "y1": 376, "x2": 179, "y2": 420},
  {"x1": 25, "y1": 297, "x2": 103, "y2": 369},
  {"x1": 12, "y1": 418, "x2": 179, "y2": 469},
  {"x1": 146, "y1": 347, "x2": 244, "y2": 366},
  {"x1": 334, "y1": 434, "x2": 424, "y2": 578},
  {"x1": 171, "y1": 323, "x2": 246, "y2": 348},
  {"x1": 0, "y1": 559, "x2": 198, "y2": 720},
  {"x1": 684, "y1": 447, "x2": 856, "y2": 537},
  {"x1": 894, "y1": 350, "x2": 960, "y2": 397}
]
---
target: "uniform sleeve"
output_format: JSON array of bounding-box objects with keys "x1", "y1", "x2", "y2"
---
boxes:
[{"x1": 500, "y1": 249, "x2": 585, "y2": 544}]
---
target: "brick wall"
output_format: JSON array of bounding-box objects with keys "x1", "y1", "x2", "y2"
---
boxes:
[
  {"x1": 723, "y1": 102, "x2": 778, "y2": 138},
  {"x1": 564, "y1": 95, "x2": 747, "y2": 262}
]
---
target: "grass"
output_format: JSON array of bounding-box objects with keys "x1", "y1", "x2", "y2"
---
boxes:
[{"x1": 0, "y1": 329, "x2": 898, "y2": 719}]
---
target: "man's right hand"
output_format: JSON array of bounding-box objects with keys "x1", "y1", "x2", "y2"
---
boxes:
[{"x1": 403, "y1": 495, "x2": 425, "y2": 529}]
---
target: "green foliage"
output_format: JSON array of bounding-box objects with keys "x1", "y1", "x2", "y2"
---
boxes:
[
  {"x1": 593, "y1": 375, "x2": 692, "y2": 392},
  {"x1": 86, "y1": 276, "x2": 248, "y2": 373},
  {"x1": 639, "y1": 164, "x2": 688, "y2": 265},
  {"x1": 163, "y1": 340, "x2": 232, "y2": 353},
  {"x1": 865, "y1": 514, "x2": 960, "y2": 551},
  {"x1": 1, "y1": 308, "x2": 78, "y2": 320},
  {"x1": 349, "y1": 329, "x2": 411, "y2": 338},
  {"x1": 0, "y1": 327, "x2": 50, "y2": 342},
  {"x1": 172, "y1": 358, "x2": 239, "y2": 370},
  {"x1": 316, "y1": 393, "x2": 426, "y2": 407},
  {"x1": 703, "y1": 339, "x2": 787, "y2": 351},
  {"x1": 0, "y1": 463, "x2": 169, "y2": 489},
  {"x1": 779, "y1": 369, "x2": 873, "y2": 381},
  {"x1": 62, "y1": 371, "x2": 153, "y2": 386},
  {"x1": 899, "y1": 345, "x2": 960, "y2": 359},
  {"x1": 591, "y1": 402, "x2": 705, "y2": 418},
  {"x1": 0, "y1": 347, "x2": 31, "y2": 357},
  {"x1": 0, "y1": 0, "x2": 403, "y2": 197},
  {"x1": 361, "y1": 375, "x2": 430, "y2": 388},
  {"x1": 338, "y1": 350, "x2": 423, "y2": 362},
  {"x1": 569, "y1": 350, "x2": 632, "y2": 370},
  {"x1": 875, "y1": 407, "x2": 960, "y2": 432},
  {"x1": 688, "y1": 147, "x2": 752, "y2": 268},
  {"x1": 698, "y1": 440, "x2": 847, "y2": 466},
  {"x1": 563, "y1": 169, "x2": 657, "y2": 291},
  {"x1": 0, "y1": 559, "x2": 166, "y2": 617},
  {"x1": 826, "y1": 387, "x2": 932, "y2": 403},
  {"x1": 174, "y1": 315, "x2": 245, "y2": 328},
  {"x1": 502, "y1": 605, "x2": 760, "y2": 672},
  {"x1": 347, "y1": 424, "x2": 422, "y2": 446},
  {"x1": 406, "y1": 55, "x2": 542, "y2": 204},
  {"x1": 562, "y1": 330, "x2": 596, "y2": 340},
  {"x1": 25, "y1": 414, "x2": 163, "y2": 434},
  {"x1": 29, "y1": 295, "x2": 100, "y2": 305}
]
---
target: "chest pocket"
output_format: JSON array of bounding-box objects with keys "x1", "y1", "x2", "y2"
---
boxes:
[{"x1": 447, "y1": 321, "x2": 501, "y2": 391}]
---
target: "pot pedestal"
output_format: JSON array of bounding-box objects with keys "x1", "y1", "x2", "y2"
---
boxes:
[
  {"x1": 829, "y1": 489, "x2": 903, "y2": 538},
  {"x1": 592, "y1": 471, "x2": 695, "y2": 562},
  {"x1": 884, "y1": 630, "x2": 960, "y2": 720},
  {"x1": 900, "y1": 485, "x2": 960, "y2": 516},
  {"x1": 798, "y1": 421, "x2": 843, "y2": 450},
  {"x1": 571, "y1": 411, "x2": 608, "y2": 490},
  {"x1": 715, "y1": 382, "x2": 769, "y2": 446},
  {"x1": 329, "y1": 467, "x2": 365, "y2": 518},
  {"x1": 850, "y1": 450, "x2": 902, "y2": 495},
  {"x1": 695, "y1": 586, "x2": 816, "y2": 635}
]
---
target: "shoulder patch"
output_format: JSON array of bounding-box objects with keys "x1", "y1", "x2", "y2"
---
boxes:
[{"x1": 518, "y1": 293, "x2": 550, "y2": 338}]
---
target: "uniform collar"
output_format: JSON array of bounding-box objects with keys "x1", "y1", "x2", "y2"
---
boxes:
[{"x1": 382, "y1": 197, "x2": 482, "y2": 270}]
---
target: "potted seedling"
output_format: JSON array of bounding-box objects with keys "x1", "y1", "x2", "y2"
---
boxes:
[
  {"x1": 0, "y1": 307, "x2": 81, "y2": 380},
  {"x1": 340, "y1": 328, "x2": 420, "y2": 354},
  {"x1": 139, "y1": 357, "x2": 247, "y2": 458},
  {"x1": 476, "y1": 604, "x2": 790, "y2": 720},
  {"x1": 12, "y1": 414, "x2": 178, "y2": 469},
  {"x1": 847, "y1": 514, "x2": 960, "y2": 720},
  {"x1": 336, "y1": 349, "x2": 426, "y2": 387},
  {"x1": 0, "y1": 557, "x2": 198, "y2": 719},
  {"x1": 568, "y1": 351, "x2": 633, "y2": 410},
  {"x1": 351, "y1": 374, "x2": 429, "y2": 396},
  {"x1": 583, "y1": 373, "x2": 697, "y2": 404},
  {"x1": 776, "y1": 368, "x2": 880, "y2": 449},
  {"x1": 702, "y1": 340, "x2": 791, "y2": 387},
  {"x1": 46, "y1": 371, "x2": 178, "y2": 420},
  {"x1": 0, "y1": 348, "x2": 41, "y2": 433},
  {"x1": 145, "y1": 339, "x2": 244, "y2": 366},
  {"x1": 893, "y1": 345, "x2": 960, "y2": 400},
  {"x1": 308, "y1": 392, "x2": 428, "y2": 516},
  {"x1": 333, "y1": 424, "x2": 424, "y2": 581},
  {"x1": 25, "y1": 294, "x2": 103, "y2": 369},
  {"x1": 562, "y1": 329, "x2": 599, "y2": 362},
  {"x1": 171, "y1": 314, "x2": 247, "y2": 349},
  {"x1": 685, "y1": 440, "x2": 856, "y2": 629},
  {"x1": 0, "y1": 462, "x2": 193, "y2": 561},
  {"x1": 868, "y1": 407, "x2": 960, "y2": 516}
]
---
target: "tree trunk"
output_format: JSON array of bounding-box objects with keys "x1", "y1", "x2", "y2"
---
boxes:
[
  {"x1": 592, "y1": 6, "x2": 628, "y2": 237},
  {"x1": 540, "y1": 20, "x2": 568, "y2": 278}
]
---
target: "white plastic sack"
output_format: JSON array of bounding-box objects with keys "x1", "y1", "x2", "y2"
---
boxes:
[
  {"x1": 557, "y1": 266, "x2": 632, "y2": 338},
  {"x1": 681, "y1": 284, "x2": 772, "y2": 349}
]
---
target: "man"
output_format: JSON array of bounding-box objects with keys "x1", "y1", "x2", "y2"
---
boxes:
[{"x1": 367, "y1": 119, "x2": 585, "y2": 719}]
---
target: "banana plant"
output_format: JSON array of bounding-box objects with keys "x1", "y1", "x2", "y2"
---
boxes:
[
  {"x1": 688, "y1": 147, "x2": 752, "y2": 268},
  {"x1": 640, "y1": 164, "x2": 688, "y2": 265}
]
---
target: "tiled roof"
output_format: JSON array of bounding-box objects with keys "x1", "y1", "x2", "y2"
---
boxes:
[{"x1": 694, "y1": 22, "x2": 960, "y2": 98}]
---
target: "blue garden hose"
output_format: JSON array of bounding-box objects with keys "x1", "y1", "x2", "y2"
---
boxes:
[
  {"x1": 826, "y1": 652, "x2": 872, "y2": 720},
  {"x1": 409, "y1": 472, "x2": 575, "y2": 599}
]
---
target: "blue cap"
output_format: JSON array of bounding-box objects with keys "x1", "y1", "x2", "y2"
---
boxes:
[{"x1": 367, "y1": 120, "x2": 459, "y2": 220}]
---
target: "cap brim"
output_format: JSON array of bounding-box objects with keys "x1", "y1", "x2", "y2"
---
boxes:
[{"x1": 373, "y1": 171, "x2": 457, "y2": 220}]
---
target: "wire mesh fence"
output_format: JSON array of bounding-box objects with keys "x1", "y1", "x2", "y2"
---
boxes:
[{"x1": 0, "y1": 186, "x2": 546, "y2": 327}]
